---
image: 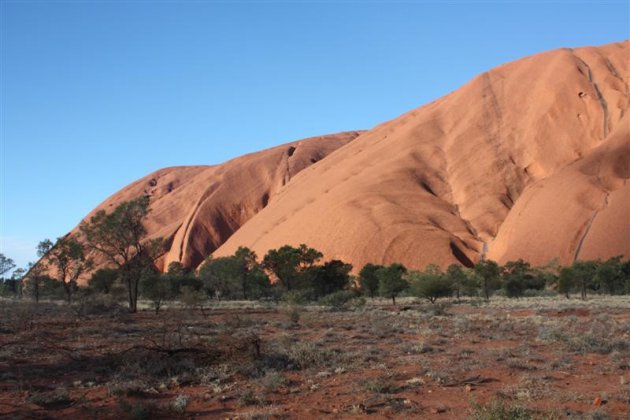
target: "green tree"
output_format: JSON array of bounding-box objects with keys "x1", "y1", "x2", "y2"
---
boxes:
[
  {"x1": 166, "y1": 261, "x2": 189, "y2": 277},
  {"x1": 163, "y1": 261, "x2": 202, "y2": 297},
  {"x1": 558, "y1": 267, "x2": 574, "y2": 298},
  {"x1": 141, "y1": 270, "x2": 174, "y2": 314},
  {"x1": 359, "y1": 263, "x2": 382, "y2": 299},
  {"x1": 80, "y1": 196, "x2": 163, "y2": 312},
  {"x1": 310, "y1": 259, "x2": 352, "y2": 298},
  {"x1": 0, "y1": 253, "x2": 15, "y2": 279},
  {"x1": 88, "y1": 268, "x2": 119, "y2": 295},
  {"x1": 445, "y1": 264, "x2": 467, "y2": 300},
  {"x1": 503, "y1": 259, "x2": 546, "y2": 296},
  {"x1": 595, "y1": 256, "x2": 624, "y2": 295},
  {"x1": 474, "y1": 260, "x2": 502, "y2": 301},
  {"x1": 0, "y1": 254, "x2": 18, "y2": 296},
  {"x1": 377, "y1": 263, "x2": 408, "y2": 305},
  {"x1": 234, "y1": 247, "x2": 260, "y2": 299},
  {"x1": 4, "y1": 267, "x2": 25, "y2": 297},
  {"x1": 37, "y1": 237, "x2": 92, "y2": 303},
  {"x1": 409, "y1": 265, "x2": 453, "y2": 303},
  {"x1": 199, "y1": 256, "x2": 239, "y2": 299},
  {"x1": 622, "y1": 260, "x2": 630, "y2": 294},
  {"x1": 572, "y1": 260, "x2": 598, "y2": 300},
  {"x1": 262, "y1": 244, "x2": 322, "y2": 291}
]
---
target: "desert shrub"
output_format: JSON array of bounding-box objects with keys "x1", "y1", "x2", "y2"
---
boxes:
[
  {"x1": 350, "y1": 295, "x2": 367, "y2": 310},
  {"x1": 27, "y1": 390, "x2": 72, "y2": 409},
  {"x1": 170, "y1": 394, "x2": 190, "y2": 414},
  {"x1": 258, "y1": 370, "x2": 288, "y2": 391},
  {"x1": 0, "y1": 301, "x2": 40, "y2": 333},
  {"x1": 426, "y1": 301, "x2": 451, "y2": 316},
  {"x1": 363, "y1": 378, "x2": 398, "y2": 394},
  {"x1": 118, "y1": 400, "x2": 155, "y2": 420},
  {"x1": 72, "y1": 292, "x2": 125, "y2": 317},
  {"x1": 281, "y1": 289, "x2": 315, "y2": 305},
  {"x1": 107, "y1": 379, "x2": 151, "y2": 397},
  {"x1": 318, "y1": 290, "x2": 357, "y2": 310},
  {"x1": 538, "y1": 319, "x2": 629, "y2": 355},
  {"x1": 286, "y1": 342, "x2": 333, "y2": 370},
  {"x1": 522, "y1": 289, "x2": 556, "y2": 297},
  {"x1": 280, "y1": 304, "x2": 301, "y2": 326},
  {"x1": 238, "y1": 390, "x2": 266, "y2": 407},
  {"x1": 469, "y1": 398, "x2": 533, "y2": 420},
  {"x1": 179, "y1": 286, "x2": 207, "y2": 314}
]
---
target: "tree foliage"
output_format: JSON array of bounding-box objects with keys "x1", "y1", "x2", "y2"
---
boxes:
[
  {"x1": 409, "y1": 265, "x2": 453, "y2": 303},
  {"x1": 359, "y1": 263, "x2": 382, "y2": 299},
  {"x1": 199, "y1": 249, "x2": 270, "y2": 300},
  {"x1": 377, "y1": 263, "x2": 408, "y2": 305},
  {"x1": 310, "y1": 259, "x2": 352, "y2": 298},
  {"x1": 80, "y1": 196, "x2": 163, "y2": 312},
  {"x1": 0, "y1": 253, "x2": 15, "y2": 278},
  {"x1": 262, "y1": 244, "x2": 322, "y2": 291},
  {"x1": 474, "y1": 260, "x2": 502, "y2": 301},
  {"x1": 36, "y1": 237, "x2": 92, "y2": 303}
]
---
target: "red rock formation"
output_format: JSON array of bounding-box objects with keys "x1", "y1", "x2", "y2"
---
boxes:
[
  {"x1": 63, "y1": 40, "x2": 629, "y2": 279},
  {"x1": 215, "y1": 41, "x2": 629, "y2": 269},
  {"x1": 67, "y1": 131, "x2": 362, "y2": 279}
]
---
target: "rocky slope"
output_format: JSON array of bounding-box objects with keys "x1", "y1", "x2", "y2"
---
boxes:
[
  {"x1": 64, "y1": 40, "x2": 629, "y2": 277},
  {"x1": 215, "y1": 40, "x2": 629, "y2": 269},
  {"x1": 68, "y1": 131, "x2": 362, "y2": 274}
]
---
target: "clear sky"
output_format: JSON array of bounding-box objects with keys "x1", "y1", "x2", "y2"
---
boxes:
[{"x1": 1, "y1": 0, "x2": 628, "y2": 270}]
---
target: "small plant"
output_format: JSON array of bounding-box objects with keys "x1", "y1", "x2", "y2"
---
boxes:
[
  {"x1": 469, "y1": 398, "x2": 533, "y2": 420},
  {"x1": 130, "y1": 402, "x2": 152, "y2": 420},
  {"x1": 286, "y1": 341, "x2": 332, "y2": 370},
  {"x1": 107, "y1": 379, "x2": 150, "y2": 397},
  {"x1": 259, "y1": 370, "x2": 288, "y2": 392},
  {"x1": 27, "y1": 390, "x2": 72, "y2": 409},
  {"x1": 363, "y1": 378, "x2": 398, "y2": 394},
  {"x1": 238, "y1": 390, "x2": 265, "y2": 406},
  {"x1": 171, "y1": 394, "x2": 190, "y2": 414},
  {"x1": 319, "y1": 290, "x2": 356, "y2": 310},
  {"x1": 281, "y1": 304, "x2": 301, "y2": 325}
]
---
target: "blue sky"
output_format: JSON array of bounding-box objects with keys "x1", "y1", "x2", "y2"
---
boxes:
[{"x1": 1, "y1": 0, "x2": 628, "y2": 270}]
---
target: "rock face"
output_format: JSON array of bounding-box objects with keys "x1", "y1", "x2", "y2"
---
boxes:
[
  {"x1": 69, "y1": 131, "x2": 362, "y2": 274},
  {"x1": 215, "y1": 40, "x2": 629, "y2": 269},
  {"x1": 68, "y1": 40, "x2": 629, "y2": 278}
]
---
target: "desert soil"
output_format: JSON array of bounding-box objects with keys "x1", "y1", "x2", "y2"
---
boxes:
[{"x1": 1, "y1": 296, "x2": 629, "y2": 419}]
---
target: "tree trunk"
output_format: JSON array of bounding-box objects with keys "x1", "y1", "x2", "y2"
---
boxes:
[
  {"x1": 392, "y1": 295, "x2": 396, "y2": 305},
  {"x1": 242, "y1": 272, "x2": 248, "y2": 300},
  {"x1": 64, "y1": 283, "x2": 72, "y2": 304},
  {"x1": 126, "y1": 277, "x2": 134, "y2": 311},
  {"x1": 132, "y1": 277, "x2": 139, "y2": 312}
]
